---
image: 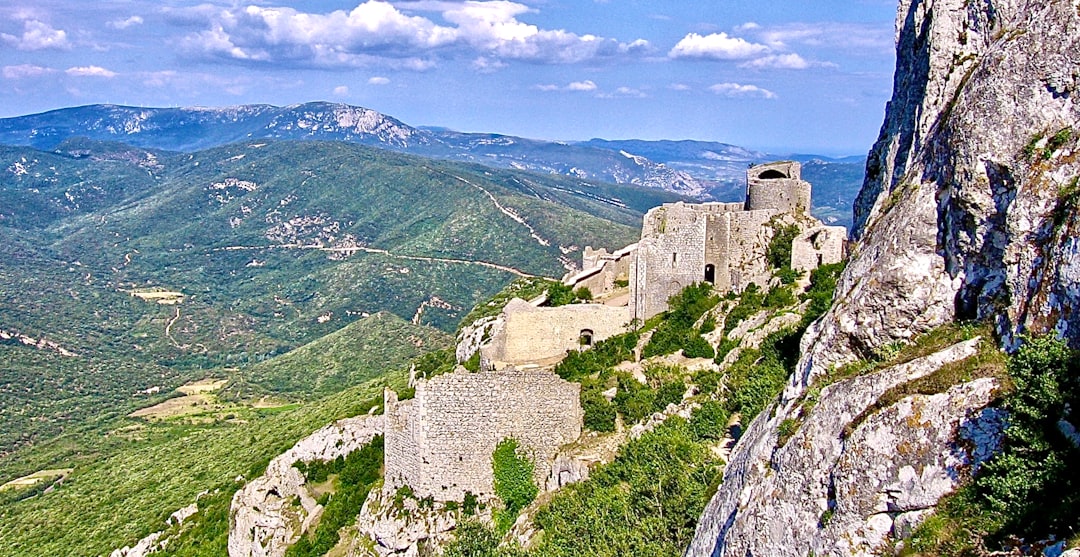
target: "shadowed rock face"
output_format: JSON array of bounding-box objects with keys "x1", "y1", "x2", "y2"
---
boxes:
[
  {"x1": 687, "y1": 0, "x2": 1080, "y2": 555},
  {"x1": 815, "y1": 0, "x2": 1080, "y2": 373}
]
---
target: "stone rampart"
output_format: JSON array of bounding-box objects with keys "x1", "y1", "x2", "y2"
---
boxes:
[
  {"x1": 383, "y1": 368, "x2": 582, "y2": 502},
  {"x1": 791, "y1": 226, "x2": 847, "y2": 272},
  {"x1": 484, "y1": 299, "x2": 632, "y2": 367}
]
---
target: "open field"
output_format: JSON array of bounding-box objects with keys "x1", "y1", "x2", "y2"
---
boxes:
[{"x1": 0, "y1": 469, "x2": 73, "y2": 492}]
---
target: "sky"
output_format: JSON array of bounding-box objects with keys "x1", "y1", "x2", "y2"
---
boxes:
[{"x1": 0, "y1": 0, "x2": 899, "y2": 155}]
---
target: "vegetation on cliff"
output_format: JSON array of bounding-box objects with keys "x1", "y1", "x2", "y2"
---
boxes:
[{"x1": 901, "y1": 335, "x2": 1080, "y2": 555}]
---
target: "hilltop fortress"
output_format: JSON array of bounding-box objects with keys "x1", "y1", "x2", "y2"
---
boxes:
[{"x1": 381, "y1": 161, "x2": 846, "y2": 504}]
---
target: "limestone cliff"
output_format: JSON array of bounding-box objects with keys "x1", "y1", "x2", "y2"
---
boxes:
[
  {"x1": 687, "y1": 1, "x2": 1080, "y2": 555},
  {"x1": 228, "y1": 415, "x2": 383, "y2": 557},
  {"x1": 813, "y1": 0, "x2": 1080, "y2": 374}
]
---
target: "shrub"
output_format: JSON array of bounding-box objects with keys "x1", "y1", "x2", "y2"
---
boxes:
[
  {"x1": 682, "y1": 334, "x2": 715, "y2": 359},
  {"x1": 642, "y1": 283, "x2": 719, "y2": 358},
  {"x1": 690, "y1": 400, "x2": 729, "y2": 442},
  {"x1": 766, "y1": 223, "x2": 800, "y2": 269},
  {"x1": 653, "y1": 381, "x2": 686, "y2": 412},
  {"x1": 547, "y1": 282, "x2": 576, "y2": 307},
  {"x1": 554, "y1": 330, "x2": 639, "y2": 382},
  {"x1": 492, "y1": 438, "x2": 538, "y2": 532},
  {"x1": 532, "y1": 419, "x2": 721, "y2": 557},
  {"x1": 573, "y1": 286, "x2": 593, "y2": 302},
  {"x1": 763, "y1": 285, "x2": 796, "y2": 309},
  {"x1": 614, "y1": 374, "x2": 656, "y2": 424},
  {"x1": 581, "y1": 380, "x2": 617, "y2": 432},
  {"x1": 463, "y1": 350, "x2": 481, "y2": 372}
]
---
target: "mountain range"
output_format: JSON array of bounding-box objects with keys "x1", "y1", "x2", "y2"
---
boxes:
[{"x1": 0, "y1": 102, "x2": 864, "y2": 228}]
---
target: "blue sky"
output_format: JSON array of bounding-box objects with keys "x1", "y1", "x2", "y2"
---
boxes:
[{"x1": 0, "y1": 0, "x2": 898, "y2": 155}]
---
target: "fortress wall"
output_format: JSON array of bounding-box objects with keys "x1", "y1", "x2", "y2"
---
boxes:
[
  {"x1": 631, "y1": 203, "x2": 708, "y2": 321},
  {"x1": 383, "y1": 369, "x2": 582, "y2": 502},
  {"x1": 572, "y1": 247, "x2": 634, "y2": 296},
  {"x1": 722, "y1": 209, "x2": 777, "y2": 292},
  {"x1": 792, "y1": 225, "x2": 847, "y2": 272},
  {"x1": 485, "y1": 300, "x2": 632, "y2": 366},
  {"x1": 746, "y1": 178, "x2": 812, "y2": 215}
]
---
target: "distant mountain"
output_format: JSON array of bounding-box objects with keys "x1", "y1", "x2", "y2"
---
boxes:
[
  {"x1": 0, "y1": 102, "x2": 704, "y2": 197},
  {"x1": 0, "y1": 102, "x2": 865, "y2": 228}
]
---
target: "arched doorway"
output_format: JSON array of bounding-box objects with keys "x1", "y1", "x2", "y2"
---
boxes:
[
  {"x1": 704, "y1": 264, "x2": 715, "y2": 284},
  {"x1": 758, "y1": 169, "x2": 788, "y2": 179},
  {"x1": 579, "y1": 329, "x2": 594, "y2": 347}
]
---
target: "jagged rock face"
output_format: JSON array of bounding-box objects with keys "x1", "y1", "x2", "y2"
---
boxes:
[
  {"x1": 686, "y1": 339, "x2": 1004, "y2": 557},
  {"x1": 812, "y1": 0, "x2": 1080, "y2": 376},
  {"x1": 687, "y1": 2, "x2": 1080, "y2": 553},
  {"x1": 228, "y1": 415, "x2": 383, "y2": 557}
]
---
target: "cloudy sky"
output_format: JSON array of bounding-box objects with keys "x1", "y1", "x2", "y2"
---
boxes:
[{"x1": 0, "y1": 0, "x2": 899, "y2": 154}]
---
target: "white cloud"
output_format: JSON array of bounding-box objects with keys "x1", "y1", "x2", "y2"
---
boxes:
[
  {"x1": 65, "y1": 65, "x2": 118, "y2": 78},
  {"x1": 168, "y1": 1, "x2": 648, "y2": 69},
  {"x1": 1, "y1": 19, "x2": 69, "y2": 51},
  {"x1": 668, "y1": 83, "x2": 691, "y2": 91},
  {"x1": 669, "y1": 32, "x2": 769, "y2": 60},
  {"x1": 708, "y1": 82, "x2": 777, "y2": 99},
  {"x1": 108, "y1": 16, "x2": 144, "y2": 30},
  {"x1": 567, "y1": 80, "x2": 597, "y2": 91},
  {"x1": 2, "y1": 64, "x2": 55, "y2": 79},
  {"x1": 741, "y1": 53, "x2": 810, "y2": 69},
  {"x1": 367, "y1": 76, "x2": 390, "y2": 85},
  {"x1": 598, "y1": 86, "x2": 647, "y2": 99},
  {"x1": 534, "y1": 80, "x2": 598, "y2": 92},
  {"x1": 751, "y1": 22, "x2": 892, "y2": 53},
  {"x1": 333, "y1": 85, "x2": 350, "y2": 96}
]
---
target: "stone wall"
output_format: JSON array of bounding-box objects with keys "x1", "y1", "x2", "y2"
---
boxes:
[
  {"x1": 631, "y1": 202, "x2": 779, "y2": 321},
  {"x1": 791, "y1": 226, "x2": 847, "y2": 272},
  {"x1": 746, "y1": 161, "x2": 812, "y2": 215},
  {"x1": 484, "y1": 299, "x2": 632, "y2": 367},
  {"x1": 383, "y1": 368, "x2": 582, "y2": 502},
  {"x1": 632, "y1": 202, "x2": 709, "y2": 321},
  {"x1": 570, "y1": 244, "x2": 635, "y2": 296}
]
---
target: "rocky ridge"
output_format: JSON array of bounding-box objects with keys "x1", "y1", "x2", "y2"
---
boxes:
[
  {"x1": 228, "y1": 414, "x2": 383, "y2": 557},
  {"x1": 687, "y1": 0, "x2": 1080, "y2": 555}
]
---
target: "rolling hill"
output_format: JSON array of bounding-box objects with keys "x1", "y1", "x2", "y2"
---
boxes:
[{"x1": 0, "y1": 137, "x2": 679, "y2": 458}]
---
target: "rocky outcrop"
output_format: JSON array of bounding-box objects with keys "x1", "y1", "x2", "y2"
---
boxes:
[
  {"x1": 807, "y1": 0, "x2": 1080, "y2": 378},
  {"x1": 687, "y1": 339, "x2": 1004, "y2": 557},
  {"x1": 688, "y1": 1, "x2": 1080, "y2": 554},
  {"x1": 228, "y1": 415, "x2": 383, "y2": 557},
  {"x1": 350, "y1": 487, "x2": 464, "y2": 557}
]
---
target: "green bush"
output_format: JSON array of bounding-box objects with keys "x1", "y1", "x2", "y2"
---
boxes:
[
  {"x1": 653, "y1": 382, "x2": 685, "y2": 412},
  {"x1": 285, "y1": 436, "x2": 384, "y2": 557},
  {"x1": 492, "y1": 438, "x2": 538, "y2": 532},
  {"x1": 689, "y1": 400, "x2": 729, "y2": 442},
  {"x1": 614, "y1": 374, "x2": 656, "y2": 424},
  {"x1": 573, "y1": 286, "x2": 593, "y2": 302},
  {"x1": 766, "y1": 224, "x2": 800, "y2": 269},
  {"x1": 547, "y1": 282, "x2": 576, "y2": 307},
  {"x1": 581, "y1": 380, "x2": 617, "y2": 432},
  {"x1": 722, "y1": 284, "x2": 764, "y2": 336},
  {"x1": 443, "y1": 521, "x2": 524, "y2": 557},
  {"x1": 800, "y1": 262, "x2": 845, "y2": 327},
  {"x1": 763, "y1": 285, "x2": 796, "y2": 309},
  {"x1": 642, "y1": 283, "x2": 719, "y2": 358},
  {"x1": 899, "y1": 334, "x2": 1080, "y2": 554},
  {"x1": 532, "y1": 419, "x2": 721, "y2": 557},
  {"x1": 463, "y1": 350, "x2": 482, "y2": 372},
  {"x1": 554, "y1": 331, "x2": 639, "y2": 382},
  {"x1": 681, "y1": 334, "x2": 714, "y2": 359}
]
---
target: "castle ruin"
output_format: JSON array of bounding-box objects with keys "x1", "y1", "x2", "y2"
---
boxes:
[{"x1": 381, "y1": 161, "x2": 846, "y2": 503}]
